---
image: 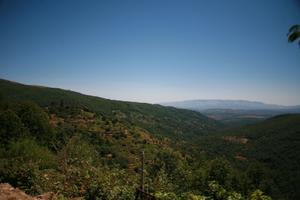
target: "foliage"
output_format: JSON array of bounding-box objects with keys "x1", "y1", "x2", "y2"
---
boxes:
[
  {"x1": 287, "y1": 24, "x2": 300, "y2": 46},
  {"x1": 16, "y1": 102, "x2": 53, "y2": 143},
  {"x1": 0, "y1": 79, "x2": 221, "y2": 140},
  {"x1": 248, "y1": 190, "x2": 271, "y2": 200},
  {"x1": 0, "y1": 79, "x2": 296, "y2": 199},
  {"x1": 0, "y1": 109, "x2": 26, "y2": 145},
  {"x1": 207, "y1": 158, "x2": 233, "y2": 187},
  {"x1": 0, "y1": 138, "x2": 56, "y2": 194}
]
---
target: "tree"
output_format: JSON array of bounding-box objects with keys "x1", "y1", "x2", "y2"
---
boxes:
[
  {"x1": 287, "y1": 25, "x2": 300, "y2": 46},
  {"x1": 0, "y1": 109, "x2": 26, "y2": 145},
  {"x1": 17, "y1": 102, "x2": 53, "y2": 142},
  {"x1": 208, "y1": 158, "x2": 233, "y2": 187},
  {"x1": 152, "y1": 166, "x2": 175, "y2": 193}
]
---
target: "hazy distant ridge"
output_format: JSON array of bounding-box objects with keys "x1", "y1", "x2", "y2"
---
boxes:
[{"x1": 161, "y1": 99, "x2": 300, "y2": 111}]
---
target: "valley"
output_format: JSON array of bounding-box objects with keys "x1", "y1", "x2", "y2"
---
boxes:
[
  {"x1": 161, "y1": 100, "x2": 300, "y2": 126},
  {"x1": 0, "y1": 79, "x2": 299, "y2": 199}
]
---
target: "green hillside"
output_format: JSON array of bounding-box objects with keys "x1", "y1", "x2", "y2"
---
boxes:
[
  {"x1": 197, "y1": 114, "x2": 300, "y2": 199},
  {"x1": 1, "y1": 79, "x2": 297, "y2": 199},
  {"x1": 0, "y1": 79, "x2": 220, "y2": 139},
  {"x1": 0, "y1": 79, "x2": 273, "y2": 200}
]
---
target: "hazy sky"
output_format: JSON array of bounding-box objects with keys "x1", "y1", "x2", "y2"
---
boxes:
[{"x1": 0, "y1": 0, "x2": 300, "y2": 105}]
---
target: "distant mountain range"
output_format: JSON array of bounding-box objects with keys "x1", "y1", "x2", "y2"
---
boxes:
[
  {"x1": 160, "y1": 100, "x2": 300, "y2": 125},
  {"x1": 160, "y1": 99, "x2": 300, "y2": 112}
]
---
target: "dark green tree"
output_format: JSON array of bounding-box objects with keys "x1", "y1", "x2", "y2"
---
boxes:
[
  {"x1": 16, "y1": 102, "x2": 53, "y2": 142},
  {"x1": 0, "y1": 109, "x2": 26, "y2": 145},
  {"x1": 207, "y1": 158, "x2": 233, "y2": 187},
  {"x1": 287, "y1": 25, "x2": 300, "y2": 46}
]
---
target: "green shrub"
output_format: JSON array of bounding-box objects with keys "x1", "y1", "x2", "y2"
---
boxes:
[
  {"x1": 8, "y1": 138, "x2": 57, "y2": 169},
  {"x1": 0, "y1": 109, "x2": 26, "y2": 145},
  {"x1": 248, "y1": 190, "x2": 272, "y2": 200},
  {"x1": 17, "y1": 102, "x2": 53, "y2": 142},
  {"x1": 0, "y1": 138, "x2": 57, "y2": 194}
]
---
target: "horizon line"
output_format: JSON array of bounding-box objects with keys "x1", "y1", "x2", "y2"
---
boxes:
[{"x1": 1, "y1": 78, "x2": 300, "y2": 107}]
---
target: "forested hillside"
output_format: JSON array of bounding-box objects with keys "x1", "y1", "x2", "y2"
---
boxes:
[
  {"x1": 0, "y1": 79, "x2": 220, "y2": 140},
  {"x1": 197, "y1": 114, "x2": 300, "y2": 199},
  {"x1": 1, "y1": 79, "x2": 298, "y2": 199}
]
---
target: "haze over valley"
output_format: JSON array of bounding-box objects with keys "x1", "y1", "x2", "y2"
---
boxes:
[{"x1": 161, "y1": 99, "x2": 300, "y2": 125}]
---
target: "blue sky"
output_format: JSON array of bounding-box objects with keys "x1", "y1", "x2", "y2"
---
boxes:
[{"x1": 0, "y1": 0, "x2": 300, "y2": 105}]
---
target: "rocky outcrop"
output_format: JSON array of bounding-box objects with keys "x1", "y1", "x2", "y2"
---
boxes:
[{"x1": 0, "y1": 183, "x2": 55, "y2": 200}]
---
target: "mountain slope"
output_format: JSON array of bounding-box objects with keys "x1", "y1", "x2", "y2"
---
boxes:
[
  {"x1": 0, "y1": 79, "x2": 296, "y2": 199},
  {"x1": 0, "y1": 82, "x2": 273, "y2": 200},
  {"x1": 0, "y1": 79, "x2": 220, "y2": 139},
  {"x1": 197, "y1": 114, "x2": 300, "y2": 199}
]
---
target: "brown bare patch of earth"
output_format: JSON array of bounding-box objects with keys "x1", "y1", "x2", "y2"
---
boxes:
[
  {"x1": 223, "y1": 136, "x2": 249, "y2": 144},
  {"x1": 0, "y1": 183, "x2": 54, "y2": 200}
]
